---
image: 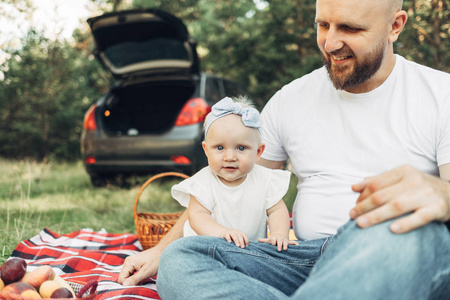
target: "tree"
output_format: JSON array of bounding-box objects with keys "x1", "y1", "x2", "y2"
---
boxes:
[
  {"x1": 0, "y1": 29, "x2": 108, "y2": 160},
  {"x1": 397, "y1": 0, "x2": 450, "y2": 73},
  {"x1": 191, "y1": 0, "x2": 321, "y2": 105},
  {"x1": 0, "y1": 0, "x2": 34, "y2": 49}
]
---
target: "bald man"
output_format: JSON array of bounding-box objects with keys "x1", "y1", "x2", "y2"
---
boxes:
[{"x1": 122, "y1": 1, "x2": 450, "y2": 298}]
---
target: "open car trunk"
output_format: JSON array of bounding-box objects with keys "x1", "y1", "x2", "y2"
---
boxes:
[
  {"x1": 87, "y1": 9, "x2": 199, "y2": 79},
  {"x1": 99, "y1": 80, "x2": 197, "y2": 136}
]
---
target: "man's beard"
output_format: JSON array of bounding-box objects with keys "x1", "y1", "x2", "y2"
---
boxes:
[{"x1": 321, "y1": 40, "x2": 385, "y2": 90}]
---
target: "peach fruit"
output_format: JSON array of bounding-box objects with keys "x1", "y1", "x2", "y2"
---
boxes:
[
  {"x1": 21, "y1": 265, "x2": 56, "y2": 289},
  {"x1": 50, "y1": 287, "x2": 74, "y2": 298},
  {"x1": 2, "y1": 281, "x2": 35, "y2": 294},
  {"x1": 21, "y1": 289, "x2": 42, "y2": 298},
  {"x1": 39, "y1": 280, "x2": 62, "y2": 298},
  {"x1": 0, "y1": 277, "x2": 4, "y2": 291},
  {"x1": 1, "y1": 257, "x2": 27, "y2": 284}
]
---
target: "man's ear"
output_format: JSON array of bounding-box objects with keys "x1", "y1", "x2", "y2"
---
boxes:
[
  {"x1": 389, "y1": 10, "x2": 407, "y2": 43},
  {"x1": 256, "y1": 143, "x2": 265, "y2": 159}
]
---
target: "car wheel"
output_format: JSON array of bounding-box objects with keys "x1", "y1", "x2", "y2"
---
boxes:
[
  {"x1": 90, "y1": 174, "x2": 108, "y2": 187},
  {"x1": 90, "y1": 173, "x2": 131, "y2": 187}
]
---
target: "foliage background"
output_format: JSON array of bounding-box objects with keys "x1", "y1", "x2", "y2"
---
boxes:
[{"x1": 0, "y1": 0, "x2": 449, "y2": 161}]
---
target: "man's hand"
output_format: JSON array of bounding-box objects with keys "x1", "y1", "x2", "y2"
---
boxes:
[
  {"x1": 117, "y1": 246, "x2": 162, "y2": 286},
  {"x1": 350, "y1": 165, "x2": 450, "y2": 233},
  {"x1": 117, "y1": 210, "x2": 187, "y2": 286}
]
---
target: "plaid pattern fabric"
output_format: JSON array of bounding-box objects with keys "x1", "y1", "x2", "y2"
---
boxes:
[
  {"x1": 11, "y1": 214, "x2": 296, "y2": 299},
  {"x1": 11, "y1": 228, "x2": 160, "y2": 300}
]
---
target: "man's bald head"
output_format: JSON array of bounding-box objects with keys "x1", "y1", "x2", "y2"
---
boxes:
[
  {"x1": 371, "y1": 0, "x2": 404, "y2": 22},
  {"x1": 391, "y1": 0, "x2": 404, "y2": 14}
]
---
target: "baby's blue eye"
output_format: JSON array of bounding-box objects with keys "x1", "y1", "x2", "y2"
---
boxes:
[
  {"x1": 217, "y1": 145, "x2": 224, "y2": 150},
  {"x1": 238, "y1": 146, "x2": 246, "y2": 151}
]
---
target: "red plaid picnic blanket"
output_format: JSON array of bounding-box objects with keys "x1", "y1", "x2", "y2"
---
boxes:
[{"x1": 11, "y1": 228, "x2": 160, "y2": 299}]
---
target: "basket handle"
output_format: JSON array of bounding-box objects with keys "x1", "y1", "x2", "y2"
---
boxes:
[
  {"x1": 76, "y1": 280, "x2": 98, "y2": 298},
  {"x1": 133, "y1": 172, "x2": 190, "y2": 220}
]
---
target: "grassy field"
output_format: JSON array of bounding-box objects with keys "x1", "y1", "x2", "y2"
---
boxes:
[{"x1": 0, "y1": 159, "x2": 297, "y2": 264}]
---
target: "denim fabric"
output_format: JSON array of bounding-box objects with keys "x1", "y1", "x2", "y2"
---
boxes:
[
  {"x1": 157, "y1": 236, "x2": 330, "y2": 299},
  {"x1": 157, "y1": 218, "x2": 450, "y2": 300},
  {"x1": 293, "y1": 219, "x2": 450, "y2": 300}
]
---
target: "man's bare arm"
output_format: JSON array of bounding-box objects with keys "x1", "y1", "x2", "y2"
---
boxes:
[
  {"x1": 118, "y1": 210, "x2": 187, "y2": 286},
  {"x1": 258, "y1": 157, "x2": 286, "y2": 170}
]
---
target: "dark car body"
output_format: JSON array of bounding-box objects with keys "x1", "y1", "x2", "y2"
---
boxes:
[{"x1": 81, "y1": 9, "x2": 246, "y2": 186}]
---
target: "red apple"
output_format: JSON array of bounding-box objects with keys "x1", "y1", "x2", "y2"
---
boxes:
[
  {"x1": 1, "y1": 258, "x2": 27, "y2": 284},
  {"x1": 50, "y1": 287, "x2": 74, "y2": 298}
]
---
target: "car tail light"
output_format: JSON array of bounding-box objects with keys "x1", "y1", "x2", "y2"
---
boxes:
[
  {"x1": 83, "y1": 104, "x2": 98, "y2": 131},
  {"x1": 171, "y1": 156, "x2": 191, "y2": 165},
  {"x1": 175, "y1": 98, "x2": 211, "y2": 126},
  {"x1": 84, "y1": 156, "x2": 96, "y2": 164}
]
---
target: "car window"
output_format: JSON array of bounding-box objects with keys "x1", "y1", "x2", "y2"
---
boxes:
[
  {"x1": 223, "y1": 80, "x2": 246, "y2": 98},
  {"x1": 205, "y1": 77, "x2": 222, "y2": 103},
  {"x1": 104, "y1": 38, "x2": 190, "y2": 68}
]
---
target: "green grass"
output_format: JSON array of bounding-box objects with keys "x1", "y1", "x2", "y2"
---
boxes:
[
  {"x1": 0, "y1": 159, "x2": 186, "y2": 264},
  {"x1": 0, "y1": 159, "x2": 298, "y2": 264}
]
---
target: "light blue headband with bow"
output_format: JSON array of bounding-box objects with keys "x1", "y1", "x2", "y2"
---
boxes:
[{"x1": 204, "y1": 97, "x2": 261, "y2": 137}]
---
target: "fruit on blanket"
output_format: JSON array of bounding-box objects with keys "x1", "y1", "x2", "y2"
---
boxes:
[
  {"x1": 1, "y1": 257, "x2": 27, "y2": 284},
  {"x1": 21, "y1": 289, "x2": 42, "y2": 298},
  {"x1": 0, "y1": 262, "x2": 80, "y2": 299},
  {"x1": 39, "y1": 280, "x2": 62, "y2": 298},
  {"x1": 50, "y1": 287, "x2": 74, "y2": 298},
  {"x1": 2, "y1": 281, "x2": 35, "y2": 294},
  {"x1": 21, "y1": 265, "x2": 56, "y2": 288}
]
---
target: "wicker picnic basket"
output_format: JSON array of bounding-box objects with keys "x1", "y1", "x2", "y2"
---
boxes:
[{"x1": 134, "y1": 172, "x2": 189, "y2": 250}]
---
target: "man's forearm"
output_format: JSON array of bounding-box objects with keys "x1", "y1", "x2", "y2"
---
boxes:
[{"x1": 155, "y1": 210, "x2": 187, "y2": 249}]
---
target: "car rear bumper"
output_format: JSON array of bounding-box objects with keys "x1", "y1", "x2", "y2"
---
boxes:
[
  {"x1": 84, "y1": 159, "x2": 196, "y2": 175},
  {"x1": 81, "y1": 124, "x2": 206, "y2": 175}
]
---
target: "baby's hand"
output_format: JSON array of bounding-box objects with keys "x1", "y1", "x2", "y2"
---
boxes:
[
  {"x1": 220, "y1": 229, "x2": 249, "y2": 248},
  {"x1": 258, "y1": 234, "x2": 298, "y2": 251}
]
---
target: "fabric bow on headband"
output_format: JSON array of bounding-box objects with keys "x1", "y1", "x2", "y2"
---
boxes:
[{"x1": 204, "y1": 97, "x2": 261, "y2": 137}]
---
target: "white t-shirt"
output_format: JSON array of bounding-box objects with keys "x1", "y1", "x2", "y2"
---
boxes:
[
  {"x1": 171, "y1": 165, "x2": 291, "y2": 241},
  {"x1": 261, "y1": 55, "x2": 450, "y2": 240}
]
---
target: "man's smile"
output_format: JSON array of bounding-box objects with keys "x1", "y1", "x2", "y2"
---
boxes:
[{"x1": 330, "y1": 53, "x2": 354, "y2": 65}]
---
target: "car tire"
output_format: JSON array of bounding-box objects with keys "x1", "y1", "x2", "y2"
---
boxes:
[
  {"x1": 90, "y1": 174, "x2": 108, "y2": 187},
  {"x1": 90, "y1": 173, "x2": 130, "y2": 187}
]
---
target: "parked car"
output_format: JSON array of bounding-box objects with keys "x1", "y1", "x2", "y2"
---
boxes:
[{"x1": 81, "y1": 9, "x2": 247, "y2": 186}]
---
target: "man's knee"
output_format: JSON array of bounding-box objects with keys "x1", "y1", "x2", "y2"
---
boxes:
[
  {"x1": 336, "y1": 217, "x2": 447, "y2": 245},
  {"x1": 158, "y1": 237, "x2": 208, "y2": 294},
  {"x1": 161, "y1": 236, "x2": 206, "y2": 266},
  {"x1": 159, "y1": 236, "x2": 222, "y2": 272}
]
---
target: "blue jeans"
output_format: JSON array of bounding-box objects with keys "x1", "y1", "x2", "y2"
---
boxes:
[{"x1": 157, "y1": 219, "x2": 450, "y2": 299}]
